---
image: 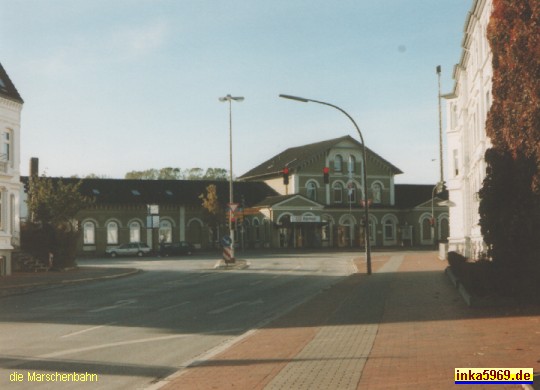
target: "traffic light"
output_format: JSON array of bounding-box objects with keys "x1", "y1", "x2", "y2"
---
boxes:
[
  {"x1": 323, "y1": 167, "x2": 329, "y2": 184},
  {"x1": 282, "y1": 167, "x2": 289, "y2": 185}
]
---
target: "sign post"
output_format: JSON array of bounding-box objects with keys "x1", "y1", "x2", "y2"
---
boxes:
[{"x1": 221, "y1": 235, "x2": 233, "y2": 264}]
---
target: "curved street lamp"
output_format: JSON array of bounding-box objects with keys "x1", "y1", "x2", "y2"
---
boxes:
[
  {"x1": 279, "y1": 94, "x2": 372, "y2": 275},
  {"x1": 219, "y1": 94, "x2": 244, "y2": 262}
]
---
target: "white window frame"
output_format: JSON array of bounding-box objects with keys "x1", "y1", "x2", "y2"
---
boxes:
[
  {"x1": 107, "y1": 221, "x2": 119, "y2": 244},
  {"x1": 83, "y1": 221, "x2": 95, "y2": 245},
  {"x1": 129, "y1": 221, "x2": 141, "y2": 243}
]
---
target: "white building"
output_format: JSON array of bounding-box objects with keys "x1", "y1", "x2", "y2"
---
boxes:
[
  {"x1": 0, "y1": 63, "x2": 23, "y2": 275},
  {"x1": 444, "y1": 0, "x2": 493, "y2": 259}
]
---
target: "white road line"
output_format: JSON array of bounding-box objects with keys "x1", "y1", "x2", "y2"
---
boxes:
[
  {"x1": 214, "y1": 288, "x2": 234, "y2": 296},
  {"x1": 40, "y1": 334, "x2": 193, "y2": 359},
  {"x1": 207, "y1": 302, "x2": 245, "y2": 315},
  {"x1": 88, "y1": 299, "x2": 137, "y2": 313},
  {"x1": 158, "y1": 301, "x2": 191, "y2": 312},
  {"x1": 207, "y1": 299, "x2": 263, "y2": 315},
  {"x1": 61, "y1": 322, "x2": 117, "y2": 338}
]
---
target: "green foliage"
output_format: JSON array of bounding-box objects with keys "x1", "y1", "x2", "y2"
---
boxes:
[
  {"x1": 27, "y1": 177, "x2": 94, "y2": 228},
  {"x1": 24, "y1": 176, "x2": 94, "y2": 269},
  {"x1": 124, "y1": 167, "x2": 229, "y2": 180}
]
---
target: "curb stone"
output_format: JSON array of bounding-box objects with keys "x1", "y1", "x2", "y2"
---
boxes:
[{"x1": 213, "y1": 259, "x2": 250, "y2": 270}]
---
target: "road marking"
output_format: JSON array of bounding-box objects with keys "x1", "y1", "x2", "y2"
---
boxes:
[
  {"x1": 159, "y1": 301, "x2": 191, "y2": 312},
  {"x1": 61, "y1": 322, "x2": 117, "y2": 338},
  {"x1": 40, "y1": 334, "x2": 193, "y2": 358},
  {"x1": 208, "y1": 302, "x2": 245, "y2": 315},
  {"x1": 208, "y1": 299, "x2": 263, "y2": 315},
  {"x1": 88, "y1": 299, "x2": 137, "y2": 313}
]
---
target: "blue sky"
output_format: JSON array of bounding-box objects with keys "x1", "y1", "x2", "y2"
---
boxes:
[{"x1": 1, "y1": 0, "x2": 471, "y2": 183}]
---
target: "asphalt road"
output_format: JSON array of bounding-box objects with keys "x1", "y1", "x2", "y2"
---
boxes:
[{"x1": 0, "y1": 251, "x2": 357, "y2": 389}]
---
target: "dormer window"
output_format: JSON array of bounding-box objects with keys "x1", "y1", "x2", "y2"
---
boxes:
[{"x1": 334, "y1": 155, "x2": 343, "y2": 172}]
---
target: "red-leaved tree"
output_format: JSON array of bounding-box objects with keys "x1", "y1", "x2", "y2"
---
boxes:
[{"x1": 480, "y1": 0, "x2": 540, "y2": 274}]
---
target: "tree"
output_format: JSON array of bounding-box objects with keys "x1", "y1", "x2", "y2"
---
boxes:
[
  {"x1": 199, "y1": 184, "x2": 224, "y2": 246},
  {"x1": 479, "y1": 0, "x2": 540, "y2": 273},
  {"x1": 124, "y1": 167, "x2": 229, "y2": 180},
  {"x1": 486, "y1": 0, "x2": 540, "y2": 190},
  {"x1": 23, "y1": 176, "x2": 94, "y2": 269},
  {"x1": 203, "y1": 168, "x2": 228, "y2": 180},
  {"x1": 125, "y1": 169, "x2": 160, "y2": 180}
]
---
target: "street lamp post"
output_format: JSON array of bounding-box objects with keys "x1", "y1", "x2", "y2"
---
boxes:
[
  {"x1": 279, "y1": 94, "x2": 372, "y2": 275},
  {"x1": 219, "y1": 94, "x2": 244, "y2": 262},
  {"x1": 431, "y1": 181, "x2": 445, "y2": 247},
  {"x1": 436, "y1": 66, "x2": 444, "y2": 184}
]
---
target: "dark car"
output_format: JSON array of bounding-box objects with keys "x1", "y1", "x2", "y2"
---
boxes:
[{"x1": 160, "y1": 241, "x2": 195, "y2": 256}]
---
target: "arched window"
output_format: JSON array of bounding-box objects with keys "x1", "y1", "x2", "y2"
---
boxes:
[
  {"x1": 372, "y1": 183, "x2": 382, "y2": 204},
  {"x1": 348, "y1": 155, "x2": 356, "y2": 173},
  {"x1": 347, "y1": 182, "x2": 356, "y2": 203},
  {"x1": 129, "y1": 221, "x2": 141, "y2": 243},
  {"x1": 382, "y1": 214, "x2": 398, "y2": 245},
  {"x1": 159, "y1": 220, "x2": 173, "y2": 243},
  {"x1": 384, "y1": 219, "x2": 394, "y2": 240},
  {"x1": 420, "y1": 214, "x2": 433, "y2": 244},
  {"x1": 107, "y1": 221, "x2": 118, "y2": 244},
  {"x1": 333, "y1": 182, "x2": 343, "y2": 203},
  {"x1": 334, "y1": 155, "x2": 343, "y2": 172},
  {"x1": 306, "y1": 181, "x2": 317, "y2": 201},
  {"x1": 83, "y1": 221, "x2": 95, "y2": 245}
]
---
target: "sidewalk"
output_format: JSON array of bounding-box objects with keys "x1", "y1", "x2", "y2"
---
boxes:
[
  {"x1": 0, "y1": 266, "x2": 140, "y2": 297},
  {"x1": 157, "y1": 252, "x2": 539, "y2": 390}
]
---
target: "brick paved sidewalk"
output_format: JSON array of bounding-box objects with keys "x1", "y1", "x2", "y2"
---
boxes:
[{"x1": 157, "y1": 252, "x2": 539, "y2": 390}]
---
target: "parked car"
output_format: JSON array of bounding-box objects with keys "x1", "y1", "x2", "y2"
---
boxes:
[
  {"x1": 159, "y1": 241, "x2": 194, "y2": 256},
  {"x1": 106, "y1": 242, "x2": 151, "y2": 258}
]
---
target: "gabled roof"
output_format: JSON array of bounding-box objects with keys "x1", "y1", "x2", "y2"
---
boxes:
[
  {"x1": 254, "y1": 194, "x2": 325, "y2": 209},
  {"x1": 0, "y1": 63, "x2": 23, "y2": 103},
  {"x1": 394, "y1": 184, "x2": 448, "y2": 209},
  {"x1": 21, "y1": 177, "x2": 278, "y2": 207},
  {"x1": 239, "y1": 135, "x2": 402, "y2": 180}
]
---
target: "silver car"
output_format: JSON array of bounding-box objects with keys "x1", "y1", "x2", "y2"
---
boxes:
[{"x1": 106, "y1": 242, "x2": 151, "y2": 258}]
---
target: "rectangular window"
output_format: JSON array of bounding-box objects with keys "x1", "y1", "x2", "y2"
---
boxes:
[
  {"x1": 453, "y1": 149, "x2": 459, "y2": 176},
  {"x1": 2, "y1": 130, "x2": 11, "y2": 165}
]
